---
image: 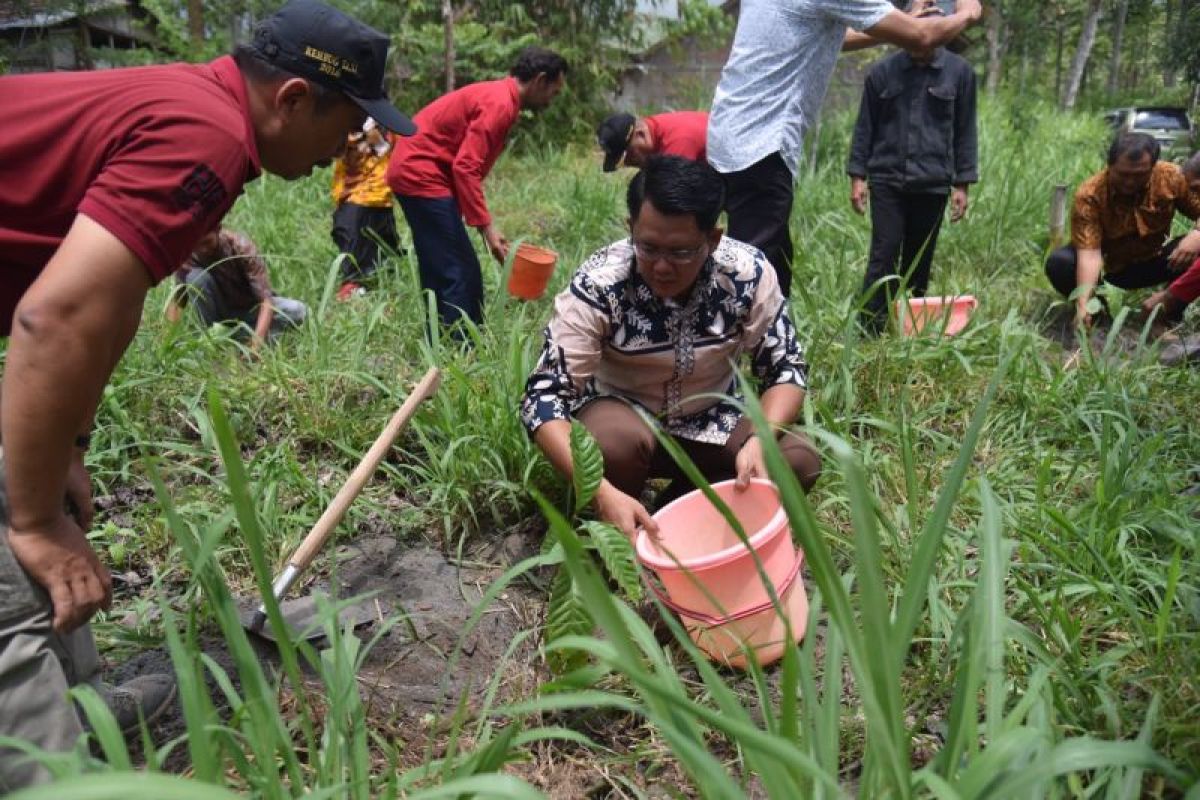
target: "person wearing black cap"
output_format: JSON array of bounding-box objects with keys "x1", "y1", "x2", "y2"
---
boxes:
[
  {"x1": 0, "y1": 1, "x2": 413, "y2": 788},
  {"x1": 596, "y1": 110, "x2": 709, "y2": 172}
]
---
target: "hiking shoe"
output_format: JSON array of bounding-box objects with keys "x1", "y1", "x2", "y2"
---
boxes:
[
  {"x1": 337, "y1": 281, "x2": 367, "y2": 301},
  {"x1": 1160, "y1": 334, "x2": 1200, "y2": 366},
  {"x1": 101, "y1": 674, "x2": 177, "y2": 735}
]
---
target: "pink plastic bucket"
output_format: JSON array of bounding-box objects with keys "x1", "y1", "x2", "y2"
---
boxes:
[
  {"x1": 897, "y1": 295, "x2": 978, "y2": 336},
  {"x1": 636, "y1": 479, "x2": 808, "y2": 668}
]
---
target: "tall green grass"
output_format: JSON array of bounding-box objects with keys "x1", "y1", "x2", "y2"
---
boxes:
[{"x1": 4, "y1": 97, "x2": 1196, "y2": 795}]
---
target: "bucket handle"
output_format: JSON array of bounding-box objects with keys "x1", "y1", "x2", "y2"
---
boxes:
[{"x1": 642, "y1": 554, "x2": 803, "y2": 628}]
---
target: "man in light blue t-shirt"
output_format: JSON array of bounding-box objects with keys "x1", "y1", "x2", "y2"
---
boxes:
[{"x1": 707, "y1": 0, "x2": 982, "y2": 297}]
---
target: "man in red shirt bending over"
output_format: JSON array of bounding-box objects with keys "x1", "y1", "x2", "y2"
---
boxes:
[
  {"x1": 596, "y1": 111, "x2": 709, "y2": 172},
  {"x1": 387, "y1": 47, "x2": 569, "y2": 336},
  {"x1": 0, "y1": 0, "x2": 413, "y2": 788}
]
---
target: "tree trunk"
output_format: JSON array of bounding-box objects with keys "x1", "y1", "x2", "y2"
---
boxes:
[
  {"x1": 1054, "y1": 18, "x2": 1064, "y2": 101},
  {"x1": 1061, "y1": 0, "x2": 1102, "y2": 109},
  {"x1": 228, "y1": 1, "x2": 241, "y2": 48},
  {"x1": 1163, "y1": 0, "x2": 1178, "y2": 87},
  {"x1": 1017, "y1": 36, "x2": 1029, "y2": 95},
  {"x1": 984, "y1": 1, "x2": 1004, "y2": 95},
  {"x1": 188, "y1": 0, "x2": 204, "y2": 44},
  {"x1": 443, "y1": 0, "x2": 455, "y2": 92},
  {"x1": 75, "y1": 15, "x2": 93, "y2": 70},
  {"x1": 1107, "y1": 0, "x2": 1128, "y2": 93}
]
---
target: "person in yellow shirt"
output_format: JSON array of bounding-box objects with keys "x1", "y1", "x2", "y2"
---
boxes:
[{"x1": 331, "y1": 118, "x2": 400, "y2": 299}]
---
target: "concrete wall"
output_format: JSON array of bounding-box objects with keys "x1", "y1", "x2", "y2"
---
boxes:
[{"x1": 611, "y1": 34, "x2": 877, "y2": 120}]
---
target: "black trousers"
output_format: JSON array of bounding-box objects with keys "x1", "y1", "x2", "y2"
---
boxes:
[
  {"x1": 860, "y1": 184, "x2": 948, "y2": 329},
  {"x1": 332, "y1": 203, "x2": 400, "y2": 283},
  {"x1": 397, "y1": 194, "x2": 484, "y2": 334},
  {"x1": 722, "y1": 152, "x2": 795, "y2": 297},
  {"x1": 1044, "y1": 239, "x2": 1181, "y2": 298}
]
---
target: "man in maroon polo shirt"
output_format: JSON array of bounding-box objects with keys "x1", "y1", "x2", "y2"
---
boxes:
[
  {"x1": 0, "y1": 0, "x2": 413, "y2": 788},
  {"x1": 596, "y1": 110, "x2": 709, "y2": 171},
  {"x1": 386, "y1": 47, "x2": 568, "y2": 336}
]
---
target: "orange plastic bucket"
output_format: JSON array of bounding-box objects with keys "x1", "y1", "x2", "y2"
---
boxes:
[
  {"x1": 897, "y1": 294, "x2": 978, "y2": 336},
  {"x1": 507, "y1": 243, "x2": 557, "y2": 300},
  {"x1": 635, "y1": 479, "x2": 808, "y2": 668}
]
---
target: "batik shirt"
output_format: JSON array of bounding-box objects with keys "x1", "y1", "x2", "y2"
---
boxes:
[
  {"x1": 1071, "y1": 161, "x2": 1200, "y2": 272},
  {"x1": 520, "y1": 237, "x2": 808, "y2": 446}
]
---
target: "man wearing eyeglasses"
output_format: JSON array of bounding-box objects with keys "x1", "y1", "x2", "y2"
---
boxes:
[{"x1": 520, "y1": 156, "x2": 821, "y2": 539}]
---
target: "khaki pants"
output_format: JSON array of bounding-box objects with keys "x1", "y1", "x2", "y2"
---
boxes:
[
  {"x1": 0, "y1": 451, "x2": 99, "y2": 791},
  {"x1": 576, "y1": 398, "x2": 822, "y2": 505}
]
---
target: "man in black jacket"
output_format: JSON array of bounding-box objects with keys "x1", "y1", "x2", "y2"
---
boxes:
[{"x1": 847, "y1": 37, "x2": 978, "y2": 333}]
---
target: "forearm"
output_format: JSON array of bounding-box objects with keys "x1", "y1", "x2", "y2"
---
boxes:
[
  {"x1": 847, "y1": 100, "x2": 874, "y2": 176},
  {"x1": 3, "y1": 306, "x2": 135, "y2": 529},
  {"x1": 865, "y1": 6, "x2": 977, "y2": 51},
  {"x1": 533, "y1": 418, "x2": 576, "y2": 479},
  {"x1": 452, "y1": 164, "x2": 491, "y2": 228},
  {"x1": 253, "y1": 299, "x2": 274, "y2": 343},
  {"x1": 1075, "y1": 250, "x2": 1103, "y2": 304},
  {"x1": 759, "y1": 384, "x2": 806, "y2": 430},
  {"x1": 922, "y1": 14, "x2": 972, "y2": 47},
  {"x1": 843, "y1": 30, "x2": 881, "y2": 51}
]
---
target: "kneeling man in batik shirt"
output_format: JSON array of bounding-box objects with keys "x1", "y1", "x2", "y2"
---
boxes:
[{"x1": 520, "y1": 155, "x2": 822, "y2": 539}]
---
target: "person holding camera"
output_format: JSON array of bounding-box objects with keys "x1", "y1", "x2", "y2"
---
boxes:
[
  {"x1": 847, "y1": 3, "x2": 978, "y2": 334},
  {"x1": 706, "y1": 0, "x2": 983, "y2": 298}
]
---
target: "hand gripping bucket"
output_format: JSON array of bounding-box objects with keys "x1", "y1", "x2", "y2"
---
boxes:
[
  {"x1": 635, "y1": 479, "x2": 808, "y2": 669},
  {"x1": 507, "y1": 243, "x2": 558, "y2": 300},
  {"x1": 896, "y1": 295, "x2": 978, "y2": 336}
]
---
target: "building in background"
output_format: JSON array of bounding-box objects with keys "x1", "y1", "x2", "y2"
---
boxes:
[{"x1": 0, "y1": 0, "x2": 158, "y2": 73}]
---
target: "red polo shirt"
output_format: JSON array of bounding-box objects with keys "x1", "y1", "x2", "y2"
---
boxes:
[
  {"x1": 646, "y1": 111, "x2": 709, "y2": 162},
  {"x1": 386, "y1": 77, "x2": 521, "y2": 228},
  {"x1": 0, "y1": 56, "x2": 260, "y2": 333}
]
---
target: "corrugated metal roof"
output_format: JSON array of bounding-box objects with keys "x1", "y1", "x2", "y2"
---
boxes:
[{"x1": 0, "y1": 0, "x2": 127, "y2": 31}]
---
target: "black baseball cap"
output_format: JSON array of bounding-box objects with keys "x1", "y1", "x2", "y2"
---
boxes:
[
  {"x1": 597, "y1": 113, "x2": 636, "y2": 172},
  {"x1": 252, "y1": 0, "x2": 416, "y2": 136}
]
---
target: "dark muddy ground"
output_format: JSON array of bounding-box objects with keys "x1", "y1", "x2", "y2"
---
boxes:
[{"x1": 106, "y1": 528, "x2": 550, "y2": 771}]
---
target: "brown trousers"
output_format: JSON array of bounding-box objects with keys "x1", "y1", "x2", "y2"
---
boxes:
[{"x1": 577, "y1": 399, "x2": 821, "y2": 504}]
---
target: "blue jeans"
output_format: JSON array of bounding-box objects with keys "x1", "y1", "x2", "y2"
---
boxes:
[{"x1": 397, "y1": 195, "x2": 483, "y2": 332}]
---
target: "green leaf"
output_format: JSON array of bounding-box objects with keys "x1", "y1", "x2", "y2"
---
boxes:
[
  {"x1": 570, "y1": 420, "x2": 604, "y2": 513},
  {"x1": 581, "y1": 520, "x2": 643, "y2": 601},
  {"x1": 975, "y1": 736, "x2": 1188, "y2": 798},
  {"x1": 69, "y1": 684, "x2": 131, "y2": 772},
  {"x1": 5, "y1": 774, "x2": 246, "y2": 800},
  {"x1": 545, "y1": 567, "x2": 591, "y2": 673}
]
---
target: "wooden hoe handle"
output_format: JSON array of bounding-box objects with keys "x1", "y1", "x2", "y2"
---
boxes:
[{"x1": 288, "y1": 366, "x2": 441, "y2": 572}]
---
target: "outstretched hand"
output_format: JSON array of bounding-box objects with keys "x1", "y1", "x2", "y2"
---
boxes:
[
  {"x1": 734, "y1": 435, "x2": 768, "y2": 490},
  {"x1": 481, "y1": 224, "x2": 510, "y2": 264},
  {"x1": 595, "y1": 481, "x2": 658, "y2": 541},
  {"x1": 1167, "y1": 229, "x2": 1200, "y2": 271},
  {"x1": 955, "y1": 0, "x2": 983, "y2": 22}
]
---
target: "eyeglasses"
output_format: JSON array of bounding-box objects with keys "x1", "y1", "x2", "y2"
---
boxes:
[{"x1": 632, "y1": 241, "x2": 707, "y2": 265}]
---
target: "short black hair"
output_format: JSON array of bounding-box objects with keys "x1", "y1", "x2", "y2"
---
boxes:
[
  {"x1": 1182, "y1": 151, "x2": 1200, "y2": 177},
  {"x1": 1107, "y1": 131, "x2": 1160, "y2": 166},
  {"x1": 233, "y1": 44, "x2": 342, "y2": 113},
  {"x1": 509, "y1": 47, "x2": 569, "y2": 82},
  {"x1": 627, "y1": 155, "x2": 726, "y2": 231}
]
